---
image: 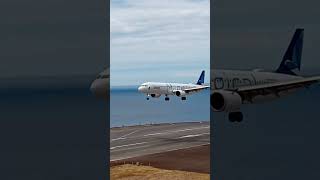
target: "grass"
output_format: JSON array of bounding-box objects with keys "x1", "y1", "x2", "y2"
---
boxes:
[{"x1": 111, "y1": 164, "x2": 210, "y2": 180}]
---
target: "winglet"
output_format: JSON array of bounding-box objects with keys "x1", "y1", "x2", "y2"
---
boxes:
[{"x1": 196, "y1": 70, "x2": 205, "y2": 85}]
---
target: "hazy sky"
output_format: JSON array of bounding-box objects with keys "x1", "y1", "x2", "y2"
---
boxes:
[
  {"x1": 213, "y1": 0, "x2": 320, "y2": 73},
  {"x1": 0, "y1": 0, "x2": 107, "y2": 78},
  {"x1": 111, "y1": 0, "x2": 210, "y2": 86}
]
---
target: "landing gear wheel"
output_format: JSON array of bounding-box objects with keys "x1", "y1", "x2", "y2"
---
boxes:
[
  {"x1": 181, "y1": 97, "x2": 186, "y2": 100},
  {"x1": 228, "y1": 112, "x2": 243, "y2": 122},
  {"x1": 165, "y1": 97, "x2": 170, "y2": 101},
  {"x1": 146, "y1": 97, "x2": 150, "y2": 100}
]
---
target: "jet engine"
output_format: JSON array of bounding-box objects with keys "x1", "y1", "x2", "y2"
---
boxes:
[
  {"x1": 211, "y1": 90, "x2": 242, "y2": 112},
  {"x1": 151, "y1": 94, "x2": 161, "y2": 98},
  {"x1": 174, "y1": 90, "x2": 186, "y2": 97}
]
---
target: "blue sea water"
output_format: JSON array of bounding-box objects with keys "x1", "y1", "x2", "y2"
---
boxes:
[{"x1": 110, "y1": 87, "x2": 210, "y2": 127}]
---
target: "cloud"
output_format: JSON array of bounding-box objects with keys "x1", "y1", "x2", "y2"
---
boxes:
[{"x1": 111, "y1": 0, "x2": 210, "y2": 86}]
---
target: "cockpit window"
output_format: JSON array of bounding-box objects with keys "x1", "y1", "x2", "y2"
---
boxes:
[
  {"x1": 101, "y1": 74, "x2": 109, "y2": 79},
  {"x1": 96, "y1": 74, "x2": 109, "y2": 79}
]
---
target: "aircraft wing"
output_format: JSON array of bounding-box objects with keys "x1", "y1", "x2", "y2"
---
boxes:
[
  {"x1": 234, "y1": 76, "x2": 320, "y2": 101},
  {"x1": 185, "y1": 85, "x2": 210, "y2": 93}
]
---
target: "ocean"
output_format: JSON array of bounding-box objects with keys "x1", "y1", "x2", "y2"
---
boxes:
[{"x1": 110, "y1": 87, "x2": 210, "y2": 127}]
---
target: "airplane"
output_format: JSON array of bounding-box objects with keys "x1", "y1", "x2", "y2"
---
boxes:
[
  {"x1": 138, "y1": 71, "x2": 209, "y2": 101},
  {"x1": 211, "y1": 28, "x2": 320, "y2": 122},
  {"x1": 90, "y1": 68, "x2": 109, "y2": 99}
]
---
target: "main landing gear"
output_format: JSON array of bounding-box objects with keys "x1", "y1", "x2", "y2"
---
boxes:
[
  {"x1": 165, "y1": 95, "x2": 170, "y2": 101},
  {"x1": 181, "y1": 97, "x2": 186, "y2": 100},
  {"x1": 228, "y1": 112, "x2": 243, "y2": 122}
]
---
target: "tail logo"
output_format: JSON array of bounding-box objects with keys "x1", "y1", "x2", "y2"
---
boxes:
[
  {"x1": 197, "y1": 70, "x2": 205, "y2": 85},
  {"x1": 276, "y1": 28, "x2": 304, "y2": 75}
]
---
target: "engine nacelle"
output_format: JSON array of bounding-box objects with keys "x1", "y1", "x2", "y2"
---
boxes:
[
  {"x1": 174, "y1": 90, "x2": 186, "y2": 97},
  {"x1": 151, "y1": 94, "x2": 161, "y2": 98},
  {"x1": 211, "y1": 90, "x2": 242, "y2": 112}
]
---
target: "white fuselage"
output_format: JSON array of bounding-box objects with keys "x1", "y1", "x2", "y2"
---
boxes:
[
  {"x1": 211, "y1": 69, "x2": 301, "y2": 90},
  {"x1": 211, "y1": 69, "x2": 303, "y2": 103},
  {"x1": 138, "y1": 82, "x2": 202, "y2": 96}
]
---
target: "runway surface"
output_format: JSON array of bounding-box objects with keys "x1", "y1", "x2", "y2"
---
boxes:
[{"x1": 110, "y1": 122, "x2": 210, "y2": 161}]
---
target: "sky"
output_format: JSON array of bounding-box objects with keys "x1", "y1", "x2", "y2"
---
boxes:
[
  {"x1": 0, "y1": 0, "x2": 107, "y2": 78},
  {"x1": 111, "y1": 0, "x2": 210, "y2": 86},
  {"x1": 213, "y1": 0, "x2": 320, "y2": 73}
]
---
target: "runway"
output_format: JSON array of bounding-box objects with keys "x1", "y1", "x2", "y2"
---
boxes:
[{"x1": 110, "y1": 122, "x2": 210, "y2": 161}]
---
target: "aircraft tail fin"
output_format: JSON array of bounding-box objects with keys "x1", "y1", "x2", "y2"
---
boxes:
[
  {"x1": 196, "y1": 70, "x2": 205, "y2": 85},
  {"x1": 276, "y1": 28, "x2": 304, "y2": 75}
]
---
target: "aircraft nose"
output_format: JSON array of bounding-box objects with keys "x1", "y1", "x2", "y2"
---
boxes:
[
  {"x1": 90, "y1": 81, "x2": 97, "y2": 93},
  {"x1": 90, "y1": 79, "x2": 108, "y2": 98},
  {"x1": 138, "y1": 86, "x2": 146, "y2": 92}
]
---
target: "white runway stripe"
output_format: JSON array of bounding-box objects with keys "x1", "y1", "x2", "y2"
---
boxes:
[
  {"x1": 111, "y1": 129, "x2": 140, "y2": 142},
  {"x1": 177, "y1": 133, "x2": 210, "y2": 139},
  {"x1": 110, "y1": 142, "x2": 148, "y2": 150},
  {"x1": 143, "y1": 126, "x2": 209, "y2": 137}
]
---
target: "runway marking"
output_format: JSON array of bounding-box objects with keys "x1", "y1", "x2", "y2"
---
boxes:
[
  {"x1": 110, "y1": 143, "x2": 210, "y2": 162},
  {"x1": 111, "y1": 132, "x2": 209, "y2": 152},
  {"x1": 111, "y1": 129, "x2": 140, "y2": 142},
  {"x1": 143, "y1": 126, "x2": 209, "y2": 137},
  {"x1": 111, "y1": 144, "x2": 152, "y2": 153},
  {"x1": 110, "y1": 142, "x2": 148, "y2": 150},
  {"x1": 177, "y1": 133, "x2": 210, "y2": 139}
]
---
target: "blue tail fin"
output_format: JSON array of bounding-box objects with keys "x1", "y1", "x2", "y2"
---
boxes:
[
  {"x1": 196, "y1": 70, "x2": 205, "y2": 85},
  {"x1": 276, "y1": 28, "x2": 304, "y2": 75}
]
